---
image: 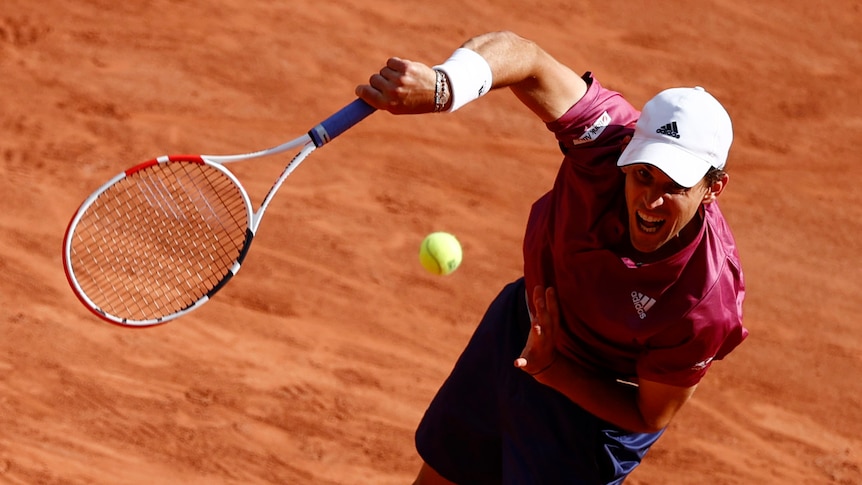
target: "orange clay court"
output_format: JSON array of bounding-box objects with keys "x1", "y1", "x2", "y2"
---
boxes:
[{"x1": 0, "y1": 1, "x2": 860, "y2": 483}]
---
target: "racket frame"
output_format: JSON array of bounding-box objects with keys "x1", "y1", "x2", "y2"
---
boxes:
[{"x1": 63, "y1": 99, "x2": 374, "y2": 326}]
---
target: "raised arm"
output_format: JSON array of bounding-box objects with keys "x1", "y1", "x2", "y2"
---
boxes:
[{"x1": 355, "y1": 31, "x2": 587, "y2": 122}]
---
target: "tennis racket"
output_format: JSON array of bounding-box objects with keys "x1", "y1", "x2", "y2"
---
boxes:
[{"x1": 63, "y1": 98, "x2": 376, "y2": 327}]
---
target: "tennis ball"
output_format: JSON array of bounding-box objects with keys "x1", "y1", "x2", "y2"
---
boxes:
[{"x1": 419, "y1": 232, "x2": 462, "y2": 276}]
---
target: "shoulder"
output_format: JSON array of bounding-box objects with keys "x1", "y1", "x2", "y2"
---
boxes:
[{"x1": 547, "y1": 73, "x2": 640, "y2": 150}]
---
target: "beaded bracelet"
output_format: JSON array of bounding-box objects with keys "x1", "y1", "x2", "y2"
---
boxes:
[{"x1": 433, "y1": 68, "x2": 450, "y2": 112}]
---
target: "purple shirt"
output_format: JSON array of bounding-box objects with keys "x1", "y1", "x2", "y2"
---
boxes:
[{"x1": 523, "y1": 74, "x2": 748, "y2": 387}]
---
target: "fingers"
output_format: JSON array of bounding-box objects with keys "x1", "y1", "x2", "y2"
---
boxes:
[
  {"x1": 376, "y1": 62, "x2": 406, "y2": 86},
  {"x1": 354, "y1": 84, "x2": 384, "y2": 108},
  {"x1": 532, "y1": 285, "x2": 546, "y2": 314},
  {"x1": 355, "y1": 57, "x2": 405, "y2": 109},
  {"x1": 513, "y1": 318, "x2": 545, "y2": 370},
  {"x1": 367, "y1": 57, "x2": 414, "y2": 92},
  {"x1": 529, "y1": 285, "x2": 549, "y2": 340},
  {"x1": 517, "y1": 284, "x2": 559, "y2": 376},
  {"x1": 533, "y1": 285, "x2": 558, "y2": 326},
  {"x1": 385, "y1": 56, "x2": 409, "y2": 74},
  {"x1": 356, "y1": 57, "x2": 438, "y2": 114}
]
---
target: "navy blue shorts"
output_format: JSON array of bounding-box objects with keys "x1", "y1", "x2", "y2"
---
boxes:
[{"x1": 415, "y1": 278, "x2": 664, "y2": 484}]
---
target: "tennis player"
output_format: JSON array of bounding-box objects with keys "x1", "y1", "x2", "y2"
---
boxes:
[{"x1": 357, "y1": 31, "x2": 748, "y2": 484}]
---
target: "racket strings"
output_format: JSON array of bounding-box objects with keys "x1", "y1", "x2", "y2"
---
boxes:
[{"x1": 69, "y1": 161, "x2": 250, "y2": 321}]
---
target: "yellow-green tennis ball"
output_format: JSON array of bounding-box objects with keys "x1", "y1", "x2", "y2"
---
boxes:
[{"x1": 419, "y1": 232, "x2": 462, "y2": 276}]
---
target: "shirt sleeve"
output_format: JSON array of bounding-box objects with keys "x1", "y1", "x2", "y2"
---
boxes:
[{"x1": 545, "y1": 73, "x2": 640, "y2": 159}]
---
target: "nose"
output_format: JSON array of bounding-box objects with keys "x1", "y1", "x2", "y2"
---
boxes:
[{"x1": 643, "y1": 188, "x2": 665, "y2": 209}]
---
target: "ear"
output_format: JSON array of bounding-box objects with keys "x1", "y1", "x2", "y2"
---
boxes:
[{"x1": 702, "y1": 173, "x2": 729, "y2": 205}]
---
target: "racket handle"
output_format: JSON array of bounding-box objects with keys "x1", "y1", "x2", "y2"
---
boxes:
[{"x1": 308, "y1": 99, "x2": 376, "y2": 147}]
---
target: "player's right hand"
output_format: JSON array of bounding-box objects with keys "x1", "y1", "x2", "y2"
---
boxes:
[{"x1": 356, "y1": 57, "x2": 438, "y2": 115}]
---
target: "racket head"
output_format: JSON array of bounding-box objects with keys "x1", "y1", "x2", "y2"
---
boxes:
[{"x1": 62, "y1": 155, "x2": 255, "y2": 326}]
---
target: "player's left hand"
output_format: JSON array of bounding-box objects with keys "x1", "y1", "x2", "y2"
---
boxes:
[{"x1": 514, "y1": 285, "x2": 559, "y2": 377}]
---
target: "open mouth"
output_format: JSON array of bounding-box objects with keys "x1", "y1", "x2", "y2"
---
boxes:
[{"x1": 636, "y1": 211, "x2": 665, "y2": 234}]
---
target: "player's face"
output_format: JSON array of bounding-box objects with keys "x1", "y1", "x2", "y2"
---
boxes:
[{"x1": 622, "y1": 164, "x2": 720, "y2": 254}]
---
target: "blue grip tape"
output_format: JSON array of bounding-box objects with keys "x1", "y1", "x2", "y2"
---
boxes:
[{"x1": 308, "y1": 99, "x2": 376, "y2": 147}]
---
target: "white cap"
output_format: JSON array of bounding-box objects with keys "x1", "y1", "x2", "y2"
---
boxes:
[{"x1": 617, "y1": 86, "x2": 733, "y2": 188}]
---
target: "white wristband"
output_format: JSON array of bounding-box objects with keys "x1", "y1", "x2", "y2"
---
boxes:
[{"x1": 433, "y1": 48, "x2": 493, "y2": 112}]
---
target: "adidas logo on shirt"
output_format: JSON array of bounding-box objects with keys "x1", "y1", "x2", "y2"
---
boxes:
[
  {"x1": 656, "y1": 121, "x2": 680, "y2": 139},
  {"x1": 631, "y1": 291, "x2": 656, "y2": 320}
]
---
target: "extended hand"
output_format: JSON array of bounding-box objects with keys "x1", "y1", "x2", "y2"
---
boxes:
[
  {"x1": 514, "y1": 285, "x2": 559, "y2": 377},
  {"x1": 355, "y1": 57, "x2": 437, "y2": 114}
]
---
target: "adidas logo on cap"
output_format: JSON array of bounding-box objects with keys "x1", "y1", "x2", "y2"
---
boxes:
[{"x1": 656, "y1": 122, "x2": 680, "y2": 139}]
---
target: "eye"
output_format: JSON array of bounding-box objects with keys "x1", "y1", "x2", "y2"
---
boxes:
[
  {"x1": 668, "y1": 183, "x2": 689, "y2": 195},
  {"x1": 635, "y1": 168, "x2": 652, "y2": 182}
]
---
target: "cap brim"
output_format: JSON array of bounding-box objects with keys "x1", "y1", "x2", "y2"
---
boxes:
[{"x1": 617, "y1": 136, "x2": 713, "y2": 188}]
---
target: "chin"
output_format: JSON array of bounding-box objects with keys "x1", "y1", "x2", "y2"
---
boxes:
[
  {"x1": 632, "y1": 242, "x2": 660, "y2": 254},
  {"x1": 630, "y1": 233, "x2": 668, "y2": 254}
]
